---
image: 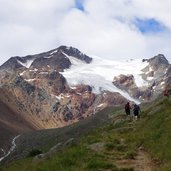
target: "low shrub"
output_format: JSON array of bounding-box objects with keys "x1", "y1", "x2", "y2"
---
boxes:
[{"x1": 28, "y1": 149, "x2": 42, "y2": 157}]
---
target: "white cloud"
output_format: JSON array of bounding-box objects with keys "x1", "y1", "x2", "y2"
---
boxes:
[{"x1": 0, "y1": 0, "x2": 171, "y2": 65}]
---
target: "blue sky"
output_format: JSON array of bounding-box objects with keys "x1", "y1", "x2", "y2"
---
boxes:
[
  {"x1": 0, "y1": 0, "x2": 171, "y2": 64},
  {"x1": 135, "y1": 18, "x2": 166, "y2": 34},
  {"x1": 75, "y1": 0, "x2": 84, "y2": 11}
]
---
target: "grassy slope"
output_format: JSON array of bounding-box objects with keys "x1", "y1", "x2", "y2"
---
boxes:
[
  {"x1": 134, "y1": 96, "x2": 171, "y2": 170},
  {"x1": 1, "y1": 96, "x2": 171, "y2": 171}
]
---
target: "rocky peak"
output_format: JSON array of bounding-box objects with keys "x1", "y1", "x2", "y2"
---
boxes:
[
  {"x1": 29, "y1": 50, "x2": 71, "y2": 71},
  {"x1": 141, "y1": 54, "x2": 169, "y2": 80},
  {"x1": 57, "y1": 45, "x2": 92, "y2": 64},
  {"x1": 0, "y1": 46, "x2": 92, "y2": 72},
  {"x1": 0, "y1": 57, "x2": 25, "y2": 71},
  {"x1": 143, "y1": 54, "x2": 169, "y2": 70},
  {"x1": 112, "y1": 54, "x2": 171, "y2": 102},
  {"x1": 113, "y1": 74, "x2": 136, "y2": 89}
]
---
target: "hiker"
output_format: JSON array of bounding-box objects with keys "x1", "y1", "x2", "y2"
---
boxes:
[
  {"x1": 125, "y1": 102, "x2": 131, "y2": 116},
  {"x1": 133, "y1": 104, "x2": 141, "y2": 120},
  {"x1": 163, "y1": 89, "x2": 169, "y2": 97}
]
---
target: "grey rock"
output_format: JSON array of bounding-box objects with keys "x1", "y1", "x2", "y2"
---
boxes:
[
  {"x1": 58, "y1": 45, "x2": 92, "y2": 64},
  {"x1": 63, "y1": 138, "x2": 74, "y2": 146},
  {"x1": 13, "y1": 76, "x2": 35, "y2": 95},
  {"x1": 88, "y1": 142, "x2": 105, "y2": 152}
]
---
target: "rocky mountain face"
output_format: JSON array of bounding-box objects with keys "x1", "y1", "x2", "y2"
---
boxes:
[
  {"x1": 0, "y1": 46, "x2": 92, "y2": 72},
  {"x1": 113, "y1": 54, "x2": 171, "y2": 101},
  {"x1": 0, "y1": 46, "x2": 170, "y2": 156},
  {"x1": 0, "y1": 46, "x2": 128, "y2": 142}
]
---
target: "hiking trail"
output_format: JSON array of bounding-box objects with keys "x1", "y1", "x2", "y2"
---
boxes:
[
  {"x1": 115, "y1": 148, "x2": 156, "y2": 171},
  {"x1": 112, "y1": 113, "x2": 157, "y2": 171}
]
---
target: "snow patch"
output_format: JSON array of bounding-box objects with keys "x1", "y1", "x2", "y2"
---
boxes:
[
  {"x1": 55, "y1": 93, "x2": 71, "y2": 100},
  {"x1": 147, "y1": 77, "x2": 154, "y2": 81},
  {"x1": 19, "y1": 70, "x2": 26, "y2": 76},
  {"x1": 50, "y1": 50, "x2": 58, "y2": 55},
  {"x1": 97, "y1": 103, "x2": 105, "y2": 108},
  {"x1": 70, "y1": 86, "x2": 77, "y2": 90},
  {"x1": 153, "y1": 86, "x2": 156, "y2": 89},
  {"x1": 61, "y1": 51, "x2": 86, "y2": 65},
  {"x1": 160, "y1": 81, "x2": 165, "y2": 85},
  {"x1": 44, "y1": 55, "x2": 53, "y2": 59},
  {"x1": 149, "y1": 66, "x2": 153, "y2": 72},
  {"x1": 56, "y1": 96, "x2": 62, "y2": 100},
  {"x1": 24, "y1": 78, "x2": 36, "y2": 82},
  {"x1": 165, "y1": 68, "x2": 168, "y2": 74},
  {"x1": 29, "y1": 68, "x2": 38, "y2": 72},
  {"x1": 17, "y1": 59, "x2": 35, "y2": 68}
]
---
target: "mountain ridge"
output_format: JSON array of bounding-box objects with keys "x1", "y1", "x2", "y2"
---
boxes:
[
  {"x1": 0, "y1": 46, "x2": 170, "y2": 159},
  {"x1": 0, "y1": 46, "x2": 92, "y2": 71}
]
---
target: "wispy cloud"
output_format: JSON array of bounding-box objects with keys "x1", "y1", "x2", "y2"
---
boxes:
[{"x1": 0, "y1": 0, "x2": 171, "y2": 65}]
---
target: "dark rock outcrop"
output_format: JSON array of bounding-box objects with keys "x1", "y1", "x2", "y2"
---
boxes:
[
  {"x1": 30, "y1": 50, "x2": 71, "y2": 71},
  {"x1": 113, "y1": 74, "x2": 136, "y2": 90},
  {"x1": 58, "y1": 46, "x2": 92, "y2": 63},
  {"x1": 0, "y1": 57, "x2": 25, "y2": 71}
]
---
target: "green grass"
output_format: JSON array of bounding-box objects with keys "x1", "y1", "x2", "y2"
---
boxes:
[
  {"x1": 1, "y1": 96, "x2": 171, "y2": 171},
  {"x1": 1, "y1": 144, "x2": 117, "y2": 171}
]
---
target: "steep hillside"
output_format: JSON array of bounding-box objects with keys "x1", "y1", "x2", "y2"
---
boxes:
[
  {"x1": 0, "y1": 46, "x2": 129, "y2": 152},
  {"x1": 1, "y1": 94, "x2": 171, "y2": 170},
  {"x1": 0, "y1": 46, "x2": 129, "y2": 135},
  {"x1": 0, "y1": 93, "x2": 35, "y2": 157}
]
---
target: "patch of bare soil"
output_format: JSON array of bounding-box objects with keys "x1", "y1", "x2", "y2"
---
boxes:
[{"x1": 115, "y1": 149, "x2": 156, "y2": 171}]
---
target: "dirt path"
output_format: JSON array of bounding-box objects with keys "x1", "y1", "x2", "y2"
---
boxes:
[{"x1": 115, "y1": 149, "x2": 156, "y2": 171}]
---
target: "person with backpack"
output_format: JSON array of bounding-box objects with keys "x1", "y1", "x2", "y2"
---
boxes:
[
  {"x1": 125, "y1": 102, "x2": 131, "y2": 116},
  {"x1": 133, "y1": 104, "x2": 141, "y2": 120}
]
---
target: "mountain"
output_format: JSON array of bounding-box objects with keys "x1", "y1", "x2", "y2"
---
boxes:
[
  {"x1": 0, "y1": 46, "x2": 92, "y2": 72},
  {"x1": 0, "y1": 46, "x2": 170, "y2": 159},
  {"x1": 0, "y1": 46, "x2": 128, "y2": 156},
  {"x1": 113, "y1": 54, "x2": 171, "y2": 101},
  {"x1": 1, "y1": 91, "x2": 171, "y2": 170}
]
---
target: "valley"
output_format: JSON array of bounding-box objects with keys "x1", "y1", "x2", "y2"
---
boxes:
[{"x1": 0, "y1": 46, "x2": 170, "y2": 170}]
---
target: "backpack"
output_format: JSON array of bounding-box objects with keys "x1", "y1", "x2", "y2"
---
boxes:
[
  {"x1": 134, "y1": 104, "x2": 140, "y2": 112},
  {"x1": 125, "y1": 103, "x2": 130, "y2": 110}
]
